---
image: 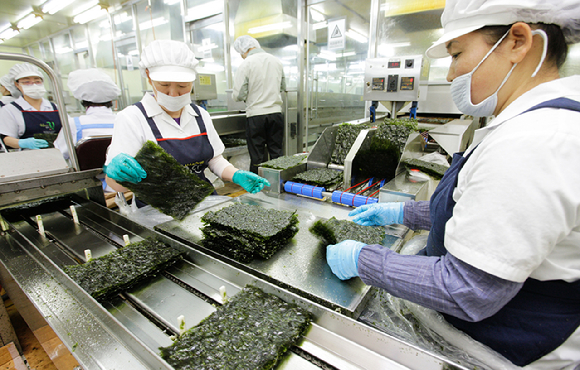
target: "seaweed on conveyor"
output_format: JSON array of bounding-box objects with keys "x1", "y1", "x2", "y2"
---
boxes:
[
  {"x1": 259, "y1": 154, "x2": 308, "y2": 170},
  {"x1": 310, "y1": 217, "x2": 385, "y2": 245},
  {"x1": 222, "y1": 137, "x2": 247, "y2": 148},
  {"x1": 118, "y1": 141, "x2": 214, "y2": 220},
  {"x1": 159, "y1": 285, "x2": 311, "y2": 370},
  {"x1": 331, "y1": 123, "x2": 372, "y2": 165},
  {"x1": 201, "y1": 203, "x2": 299, "y2": 262},
  {"x1": 34, "y1": 133, "x2": 58, "y2": 148},
  {"x1": 401, "y1": 158, "x2": 448, "y2": 179},
  {"x1": 63, "y1": 238, "x2": 182, "y2": 301},
  {"x1": 291, "y1": 168, "x2": 342, "y2": 188}
]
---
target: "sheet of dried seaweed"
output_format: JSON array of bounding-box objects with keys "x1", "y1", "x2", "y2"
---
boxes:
[
  {"x1": 291, "y1": 168, "x2": 342, "y2": 187},
  {"x1": 310, "y1": 217, "x2": 385, "y2": 245},
  {"x1": 201, "y1": 203, "x2": 299, "y2": 262},
  {"x1": 34, "y1": 133, "x2": 58, "y2": 148},
  {"x1": 401, "y1": 158, "x2": 448, "y2": 179},
  {"x1": 331, "y1": 123, "x2": 372, "y2": 165},
  {"x1": 259, "y1": 154, "x2": 308, "y2": 170},
  {"x1": 118, "y1": 141, "x2": 215, "y2": 220},
  {"x1": 63, "y1": 238, "x2": 182, "y2": 300},
  {"x1": 222, "y1": 137, "x2": 247, "y2": 148},
  {"x1": 159, "y1": 285, "x2": 311, "y2": 370}
]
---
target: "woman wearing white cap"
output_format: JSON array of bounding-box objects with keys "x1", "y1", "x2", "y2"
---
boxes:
[
  {"x1": 0, "y1": 63, "x2": 61, "y2": 150},
  {"x1": 54, "y1": 68, "x2": 121, "y2": 160},
  {"x1": 104, "y1": 40, "x2": 270, "y2": 195},
  {"x1": 0, "y1": 74, "x2": 20, "y2": 107},
  {"x1": 326, "y1": 0, "x2": 580, "y2": 368}
]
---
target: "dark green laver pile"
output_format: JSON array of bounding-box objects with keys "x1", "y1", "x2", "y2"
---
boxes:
[
  {"x1": 159, "y1": 285, "x2": 311, "y2": 370},
  {"x1": 292, "y1": 168, "x2": 342, "y2": 187},
  {"x1": 401, "y1": 158, "x2": 448, "y2": 179},
  {"x1": 259, "y1": 154, "x2": 308, "y2": 170},
  {"x1": 34, "y1": 133, "x2": 58, "y2": 148},
  {"x1": 331, "y1": 123, "x2": 372, "y2": 165},
  {"x1": 118, "y1": 141, "x2": 214, "y2": 220},
  {"x1": 310, "y1": 217, "x2": 385, "y2": 245},
  {"x1": 64, "y1": 238, "x2": 182, "y2": 301},
  {"x1": 201, "y1": 203, "x2": 299, "y2": 263}
]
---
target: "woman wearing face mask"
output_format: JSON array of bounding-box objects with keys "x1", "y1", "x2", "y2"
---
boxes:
[
  {"x1": 0, "y1": 74, "x2": 21, "y2": 107},
  {"x1": 326, "y1": 0, "x2": 580, "y2": 368},
  {"x1": 0, "y1": 63, "x2": 61, "y2": 150},
  {"x1": 104, "y1": 40, "x2": 270, "y2": 196}
]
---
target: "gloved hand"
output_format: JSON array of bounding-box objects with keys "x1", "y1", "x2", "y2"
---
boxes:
[
  {"x1": 232, "y1": 170, "x2": 271, "y2": 194},
  {"x1": 349, "y1": 202, "x2": 404, "y2": 226},
  {"x1": 103, "y1": 153, "x2": 147, "y2": 183},
  {"x1": 326, "y1": 240, "x2": 366, "y2": 280},
  {"x1": 19, "y1": 138, "x2": 48, "y2": 150}
]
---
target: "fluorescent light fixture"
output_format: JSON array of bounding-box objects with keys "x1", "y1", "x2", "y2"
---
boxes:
[
  {"x1": 0, "y1": 28, "x2": 19, "y2": 41},
  {"x1": 72, "y1": 0, "x2": 98, "y2": 16},
  {"x1": 338, "y1": 51, "x2": 356, "y2": 58},
  {"x1": 310, "y1": 8, "x2": 326, "y2": 22},
  {"x1": 312, "y1": 21, "x2": 327, "y2": 30},
  {"x1": 18, "y1": 14, "x2": 43, "y2": 30},
  {"x1": 384, "y1": 42, "x2": 410, "y2": 48},
  {"x1": 139, "y1": 17, "x2": 168, "y2": 30},
  {"x1": 42, "y1": 0, "x2": 76, "y2": 15},
  {"x1": 186, "y1": 1, "x2": 222, "y2": 22},
  {"x1": 113, "y1": 12, "x2": 131, "y2": 25},
  {"x1": 248, "y1": 21, "x2": 292, "y2": 34},
  {"x1": 73, "y1": 6, "x2": 107, "y2": 24},
  {"x1": 318, "y1": 50, "x2": 336, "y2": 61},
  {"x1": 346, "y1": 29, "x2": 368, "y2": 43}
]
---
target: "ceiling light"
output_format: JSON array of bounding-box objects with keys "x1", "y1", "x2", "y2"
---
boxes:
[
  {"x1": 384, "y1": 42, "x2": 410, "y2": 48},
  {"x1": 346, "y1": 29, "x2": 368, "y2": 43},
  {"x1": 18, "y1": 14, "x2": 43, "y2": 30},
  {"x1": 42, "y1": 0, "x2": 76, "y2": 15},
  {"x1": 0, "y1": 28, "x2": 19, "y2": 42},
  {"x1": 318, "y1": 51, "x2": 336, "y2": 61},
  {"x1": 186, "y1": 0, "x2": 222, "y2": 22},
  {"x1": 73, "y1": 6, "x2": 107, "y2": 24},
  {"x1": 72, "y1": 0, "x2": 98, "y2": 17},
  {"x1": 139, "y1": 17, "x2": 168, "y2": 30},
  {"x1": 248, "y1": 21, "x2": 292, "y2": 34}
]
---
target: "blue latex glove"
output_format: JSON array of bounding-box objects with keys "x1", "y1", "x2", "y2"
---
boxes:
[
  {"x1": 349, "y1": 202, "x2": 404, "y2": 226},
  {"x1": 326, "y1": 240, "x2": 366, "y2": 280},
  {"x1": 103, "y1": 153, "x2": 147, "y2": 183},
  {"x1": 19, "y1": 138, "x2": 48, "y2": 150},
  {"x1": 232, "y1": 170, "x2": 271, "y2": 194}
]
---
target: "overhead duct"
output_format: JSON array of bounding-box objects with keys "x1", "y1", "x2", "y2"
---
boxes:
[{"x1": 234, "y1": 0, "x2": 297, "y2": 48}]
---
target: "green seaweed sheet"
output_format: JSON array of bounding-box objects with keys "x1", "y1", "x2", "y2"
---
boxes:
[
  {"x1": 64, "y1": 238, "x2": 182, "y2": 301},
  {"x1": 201, "y1": 203, "x2": 299, "y2": 263},
  {"x1": 34, "y1": 133, "x2": 58, "y2": 148},
  {"x1": 259, "y1": 154, "x2": 308, "y2": 170},
  {"x1": 118, "y1": 141, "x2": 215, "y2": 220},
  {"x1": 291, "y1": 168, "x2": 343, "y2": 188},
  {"x1": 310, "y1": 217, "x2": 385, "y2": 245},
  {"x1": 401, "y1": 157, "x2": 448, "y2": 179},
  {"x1": 331, "y1": 123, "x2": 372, "y2": 165},
  {"x1": 221, "y1": 137, "x2": 247, "y2": 148},
  {"x1": 159, "y1": 285, "x2": 311, "y2": 370}
]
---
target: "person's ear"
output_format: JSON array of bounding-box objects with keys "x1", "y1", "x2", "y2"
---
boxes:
[
  {"x1": 506, "y1": 22, "x2": 534, "y2": 64},
  {"x1": 145, "y1": 69, "x2": 153, "y2": 87}
]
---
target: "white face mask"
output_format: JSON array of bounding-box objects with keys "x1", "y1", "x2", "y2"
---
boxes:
[
  {"x1": 153, "y1": 85, "x2": 191, "y2": 112},
  {"x1": 21, "y1": 84, "x2": 46, "y2": 100},
  {"x1": 450, "y1": 29, "x2": 548, "y2": 117}
]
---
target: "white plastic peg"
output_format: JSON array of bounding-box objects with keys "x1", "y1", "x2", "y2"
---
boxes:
[
  {"x1": 219, "y1": 285, "x2": 228, "y2": 303},
  {"x1": 0, "y1": 217, "x2": 8, "y2": 232},
  {"x1": 177, "y1": 315, "x2": 186, "y2": 335},
  {"x1": 36, "y1": 215, "x2": 44, "y2": 236},
  {"x1": 84, "y1": 249, "x2": 92, "y2": 261},
  {"x1": 123, "y1": 235, "x2": 130, "y2": 246},
  {"x1": 70, "y1": 206, "x2": 79, "y2": 224}
]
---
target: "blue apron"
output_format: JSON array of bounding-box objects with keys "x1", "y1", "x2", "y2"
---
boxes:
[
  {"x1": 0, "y1": 101, "x2": 4, "y2": 107},
  {"x1": 73, "y1": 116, "x2": 114, "y2": 142},
  {"x1": 134, "y1": 102, "x2": 216, "y2": 192},
  {"x1": 420, "y1": 98, "x2": 580, "y2": 366},
  {"x1": 12, "y1": 101, "x2": 62, "y2": 139}
]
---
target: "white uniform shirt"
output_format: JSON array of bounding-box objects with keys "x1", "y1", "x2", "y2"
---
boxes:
[
  {"x1": 0, "y1": 96, "x2": 16, "y2": 106},
  {"x1": 444, "y1": 76, "x2": 580, "y2": 369},
  {"x1": 105, "y1": 93, "x2": 231, "y2": 177},
  {"x1": 232, "y1": 48, "x2": 286, "y2": 117},
  {"x1": 0, "y1": 96, "x2": 58, "y2": 138},
  {"x1": 54, "y1": 106, "x2": 117, "y2": 160}
]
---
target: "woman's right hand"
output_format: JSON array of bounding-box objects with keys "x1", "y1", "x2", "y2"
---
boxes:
[
  {"x1": 103, "y1": 153, "x2": 147, "y2": 183},
  {"x1": 349, "y1": 202, "x2": 404, "y2": 226}
]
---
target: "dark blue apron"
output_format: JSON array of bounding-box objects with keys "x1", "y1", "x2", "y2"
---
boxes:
[
  {"x1": 0, "y1": 101, "x2": 4, "y2": 107},
  {"x1": 73, "y1": 116, "x2": 114, "y2": 142},
  {"x1": 134, "y1": 102, "x2": 216, "y2": 192},
  {"x1": 420, "y1": 98, "x2": 580, "y2": 366},
  {"x1": 12, "y1": 101, "x2": 62, "y2": 139}
]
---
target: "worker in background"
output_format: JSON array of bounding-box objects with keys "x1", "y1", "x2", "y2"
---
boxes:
[
  {"x1": 0, "y1": 63, "x2": 62, "y2": 150},
  {"x1": 0, "y1": 74, "x2": 20, "y2": 107},
  {"x1": 54, "y1": 68, "x2": 121, "y2": 160},
  {"x1": 326, "y1": 0, "x2": 580, "y2": 368},
  {"x1": 104, "y1": 40, "x2": 270, "y2": 196},
  {"x1": 232, "y1": 35, "x2": 286, "y2": 174}
]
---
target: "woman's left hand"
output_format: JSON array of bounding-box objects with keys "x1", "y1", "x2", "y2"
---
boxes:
[{"x1": 232, "y1": 170, "x2": 271, "y2": 193}]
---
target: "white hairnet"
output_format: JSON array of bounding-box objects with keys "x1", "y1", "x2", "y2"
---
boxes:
[
  {"x1": 0, "y1": 74, "x2": 21, "y2": 98},
  {"x1": 68, "y1": 68, "x2": 121, "y2": 103},
  {"x1": 426, "y1": 0, "x2": 580, "y2": 58},
  {"x1": 8, "y1": 63, "x2": 43, "y2": 83},
  {"x1": 233, "y1": 36, "x2": 260, "y2": 55},
  {"x1": 138, "y1": 40, "x2": 199, "y2": 82}
]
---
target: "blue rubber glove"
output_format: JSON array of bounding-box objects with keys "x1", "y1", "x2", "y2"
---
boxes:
[
  {"x1": 103, "y1": 153, "x2": 147, "y2": 183},
  {"x1": 349, "y1": 202, "x2": 404, "y2": 226},
  {"x1": 326, "y1": 240, "x2": 366, "y2": 280},
  {"x1": 19, "y1": 138, "x2": 48, "y2": 150},
  {"x1": 232, "y1": 170, "x2": 271, "y2": 194}
]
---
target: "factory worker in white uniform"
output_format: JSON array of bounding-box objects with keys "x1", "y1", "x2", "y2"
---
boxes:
[
  {"x1": 0, "y1": 63, "x2": 62, "y2": 150},
  {"x1": 0, "y1": 74, "x2": 20, "y2": 107},
  {"x1": 104, "y1": 40, "x2": 270, "y2": 196},
  {"x1": 54, "y1": 68, "x2": 121, "y2": 160},
  {"x1": 326, "y1": 0, "x2": 580, "y2": 369}
]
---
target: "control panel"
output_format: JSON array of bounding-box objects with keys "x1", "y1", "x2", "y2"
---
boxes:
[{"x1": 363, "y1": 56, "x2": 430, "y2": 102}]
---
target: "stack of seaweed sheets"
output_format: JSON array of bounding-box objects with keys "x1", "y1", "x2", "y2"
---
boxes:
[
  {"x1": 64, "y1": 238, "x2": 182, "y2": 301},
  {"x1": 118, "y1": 141, "x2": 215, "y2": 220},
  {"x1": 201, "y1": 203, "x2": 299, "y2": 263},
  {"x1": 310, "y1": 217, "x2": 385, "y2": 246},
  {"x1": 259, "y1": 154, "x2": 308, "y2": 170},
  {"x1": 159, "y1": 285, "x2": 311, "y2": 370},
  {"x1": 292, "y1": 168, "x2": 343, "y2": 188}
]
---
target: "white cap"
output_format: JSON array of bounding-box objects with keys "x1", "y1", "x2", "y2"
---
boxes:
[
  {"x1": 0, "y1": 74, "x2": 21, "y2": 98},
  {"x1": 138, "y1": 40, "x2": 199, "y2": 82},
  {"x1": 426, "y1": 0, "x2": 580, "y2": 59},
  {"x1": 233, "y1": 35, "x2": 260, "y2": 54},
  {"x1": 8, "y1": 63, "x2": 43, "y2": 83},
  {"x1": 68, "y1": 68, "x2": 121, "y2": 103}
]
